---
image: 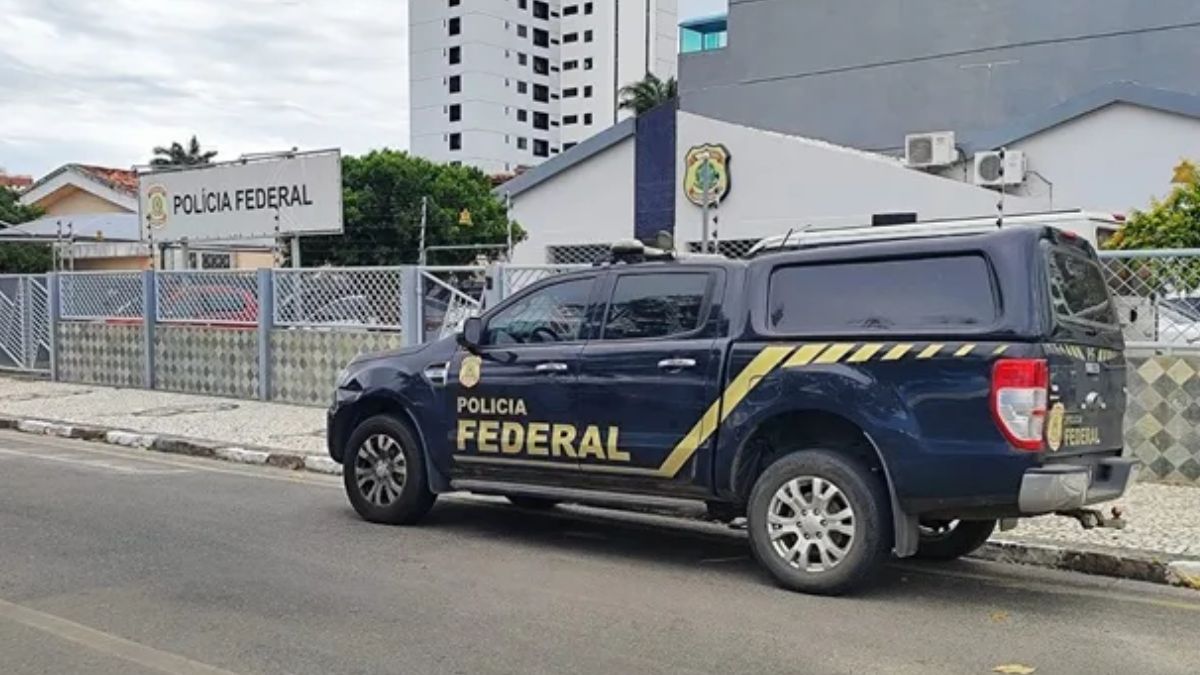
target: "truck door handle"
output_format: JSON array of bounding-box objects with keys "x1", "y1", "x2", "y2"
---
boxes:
[
  {"x1": 658, "y1": 358, "x2": 697, "y2": 370},
  {"x1": 535, "y1": 362, "x2": 569, "y2": 374}
]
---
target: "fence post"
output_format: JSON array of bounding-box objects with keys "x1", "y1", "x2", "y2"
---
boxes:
[
  {"x1": 142, "y1": 270, "x2": 156, "y2": 390},
  {"x1": 484, "y1": 264, "x2": 504, "y2": 308},
  {"x1": 257, "y1": 269, "x2": 273, "y2": 401},
  {"x1": 401, "y1": 266, "x2": 422, "y2": 347},
  {"x1": 20, "y1": 277, "x2": 34, "y2": 370},
  {"x1": 47, "y1": 274, "x2": 60, "y2": 381}
]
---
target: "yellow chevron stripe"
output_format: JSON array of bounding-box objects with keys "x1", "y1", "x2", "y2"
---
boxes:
[
  {"x1": 656, "y1": 344, "x2": 793, "y2": 478},
  {"x1": 848, "y1": 343, "x2": 885, "y2": 363},
  {"x1": 783, "y1": 343, "x2": 828, "y2": 368},
  {"x1": 955, "y1": 344, "x2": 976, "y2": 357},
  {"x1": 917, "y1": 344, "x2": 943, "y2": 359},
  {"x1": 882, "y1": 343, "x2": 914, "y2": 361},
  {"x1": 993, "y1": 344, "x2": 1009, "y2": 356},
  {"x1": 815, "y1": 343, "x2": 856, "y2": 364}
]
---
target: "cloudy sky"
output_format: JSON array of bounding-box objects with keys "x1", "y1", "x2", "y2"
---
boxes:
[{"x1": 0, "y1": 0, "x2": 726, "y2": 178}]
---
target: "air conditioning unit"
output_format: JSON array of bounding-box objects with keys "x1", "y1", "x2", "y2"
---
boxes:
[
  {"x1": 974, "y1": 150, "x2": 1027, "y2": 187},
  {"x1": 904, "y1": 131, "x2": 957, "y2": 168}
]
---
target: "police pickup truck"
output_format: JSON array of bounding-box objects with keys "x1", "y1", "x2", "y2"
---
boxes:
[{"x1": 328, "y1": 225, "x2": 1134, "y2": 595}]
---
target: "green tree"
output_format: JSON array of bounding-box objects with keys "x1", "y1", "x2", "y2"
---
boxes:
[
  {"x1": 150, "y1": 135, "x2": 218, "y2": 167},
  {"x1": 300, "y1": 149, "x2": 523, "y2": 266},
  {"x1": 0, "y1": 187, "x2": 51, "y2": 273},
  {"x1": 617, "y1": 73, "x2": 677, "y2": 115},
  {"x1": 1105, "y1": 160, "x2": 1200, "y2": 250}
]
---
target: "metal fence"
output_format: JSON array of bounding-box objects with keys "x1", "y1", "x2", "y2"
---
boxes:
[
  {"x1": 1099, "y1": 250, "x2": 1200, "y2": 349},
  {"x1": 275, "y1": 267, "x2": 404, "y2": 329},
  {"x1": 0, "y1": 275, "x2": 50, "y2": 373},
  {"x1": 157, "y1": 270, "x2": 260, "y2": 325},
  {"x1": 59, "y1": 272, "x2": 143, "y2": 320}
]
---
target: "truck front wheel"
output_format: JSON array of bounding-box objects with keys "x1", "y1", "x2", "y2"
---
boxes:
[
  {"x1": 914, "y1": 520, "x2": 996, "y2": 561},
  {"x1": 747, "y1": 450, "x2": 891, "y2": 596},
  {"x1": 343, "y1": 414, "x2": 436, "y2": 525}
]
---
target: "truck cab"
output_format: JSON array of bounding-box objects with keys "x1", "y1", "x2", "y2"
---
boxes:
[{"x1": 327, "y1": 226, "x2": 1134, "y2": 595}]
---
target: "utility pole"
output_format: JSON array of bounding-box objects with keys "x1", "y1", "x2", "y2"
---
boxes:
[{"x1": 505, "y1": 192, "x2": 513, "y2": 261}]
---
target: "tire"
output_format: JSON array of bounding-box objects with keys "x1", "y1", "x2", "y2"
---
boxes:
[
  {"x1": 343, "y1": 414, "x2": 436, "y2": 525},
  {"x1": 747, "y1": 450, "x2": 891, "y2": 596},
  {"x1": 506, "y1": 495, "x2": 560, "y2": 510},
  {"x1": 914, "y1": 519, "x2": 996, "y2": 561}
]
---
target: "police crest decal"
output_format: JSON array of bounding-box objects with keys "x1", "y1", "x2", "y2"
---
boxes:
[{"x1": 459, "y1": 355, "x2": 482, "y2": 389}]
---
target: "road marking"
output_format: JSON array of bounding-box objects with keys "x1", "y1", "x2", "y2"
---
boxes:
[
  {"x1": 0, "y1": 447, "x2": 189, "y2": 476},
  {"x1": 0, "y1": 596, "x2": 240, "y2": 675}
]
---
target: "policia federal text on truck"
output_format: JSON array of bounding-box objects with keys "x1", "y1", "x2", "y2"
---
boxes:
[{"x1": 327, "y1": 225, "x2": 1134, "y2": 595}]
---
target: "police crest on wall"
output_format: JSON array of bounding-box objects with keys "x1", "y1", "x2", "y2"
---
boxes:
[{"x1": 683, "y1": 143, "x2": 731, "y2": 207}]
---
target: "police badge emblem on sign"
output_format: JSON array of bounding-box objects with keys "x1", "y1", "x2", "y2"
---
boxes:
[{"x1": 459, "y1": 355, "x2": 482, "y2": 389}]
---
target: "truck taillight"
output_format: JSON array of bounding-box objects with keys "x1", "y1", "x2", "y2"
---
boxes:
[{"x1": 990, "y1": 358, "x2": 1048, "y2": 452}]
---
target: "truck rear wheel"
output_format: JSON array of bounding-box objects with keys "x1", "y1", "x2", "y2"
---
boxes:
[
  {"x1": 343, "y1": 415, "x2": 436, "y2": 525},
  {"x1": 914, "y1": 519, "x2": 996, "y2": 561},
  {"x1": 747, "y1": 450, "x2": 891, "y2": 596}
]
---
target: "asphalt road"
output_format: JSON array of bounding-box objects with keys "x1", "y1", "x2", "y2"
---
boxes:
[{"x1": 0, "y1": 430, "x2": 1197, "y2": 675}]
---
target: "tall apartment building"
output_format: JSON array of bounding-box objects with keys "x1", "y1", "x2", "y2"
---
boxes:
[{"x1": 409, "y1": 0, "x2": 678, "y2": 174}]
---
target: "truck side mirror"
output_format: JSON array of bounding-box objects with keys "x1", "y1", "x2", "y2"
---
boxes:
[{"x1": 458, "y1": 316, "x2": 483, "y2": 354}]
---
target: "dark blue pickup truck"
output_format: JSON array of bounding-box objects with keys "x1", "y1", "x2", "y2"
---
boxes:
[{"x1": 328, "y1": 226, "x2": 1134, "y2": 594}]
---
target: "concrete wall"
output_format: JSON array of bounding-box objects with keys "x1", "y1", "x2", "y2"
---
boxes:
[
  {"x1": 672, "y1": 112, "x2": 1040, "y2": 247},
  {"x1": 679, "y1": 0, "x2": 1200, "y2": 152},
  {"x1": 40, "y1": 188, "x2": 130, "y2": 216},
  {"x1": 58, "y1": 322, "x2": 145, "y2": 388},
  {"x1": 509, "y1": 135, "x2": 636, "y2": 264}
]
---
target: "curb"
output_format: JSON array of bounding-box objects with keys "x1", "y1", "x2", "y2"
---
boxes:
[
  {"x1": 0, "y1": 413, "x2": 339, "y2": 479},
  {"x1": 2, "y1": 412, "x2": 1197, "y2": 591}
]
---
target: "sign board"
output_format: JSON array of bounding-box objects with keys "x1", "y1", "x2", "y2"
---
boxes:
[
  {"x1": 683, "y1": 143, "x2": 731, "y2": 207},
  {"x1": 138, "y1": 149, "x2": 343, "y2": 242}
]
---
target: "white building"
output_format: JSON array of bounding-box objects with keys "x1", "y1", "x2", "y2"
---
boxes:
[{"x1": 409, "y1": 0, "x2": 678, "y2": 174}]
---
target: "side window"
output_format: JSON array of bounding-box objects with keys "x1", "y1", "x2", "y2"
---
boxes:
[
  {"x1": 484, "y1": 278, "x2": 593, "y2": 345},
  {"x1": 601, "y1": 273, "x2": 709, "y2": 340}
]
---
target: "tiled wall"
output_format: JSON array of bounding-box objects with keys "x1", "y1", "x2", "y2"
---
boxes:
[
  {"x1": 155, "y1": 325, "x2": 258, "y2": 399},
  {"x1": 1125, "y1": 354, "x2": 1200, "y2": 485},
  {"x1": 58, "y1": 322, "x2": 144, "y2": 388},
  {"x1": 270, "y1": 329, "x2": 403, "y2": 406}
]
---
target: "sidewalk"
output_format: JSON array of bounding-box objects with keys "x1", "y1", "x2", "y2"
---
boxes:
[{"x1": 2, "y1": 374, "x2": 1197, "y2": 587}]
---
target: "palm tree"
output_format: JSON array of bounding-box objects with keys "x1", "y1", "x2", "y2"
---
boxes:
[
  {"x1": 150, "y1": 135, "x2": 218, "y2": 167},
  {"x1": 617, "y1": 74, "x2": 678, "y2": 115}
]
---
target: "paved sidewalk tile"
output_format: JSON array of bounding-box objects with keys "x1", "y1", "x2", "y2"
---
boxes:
[{"x1": 0, "y1": 377, "x2": 324, "y2": 456}]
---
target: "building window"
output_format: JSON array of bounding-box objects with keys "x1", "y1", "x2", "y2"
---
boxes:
[
  {"x1": 563, "y1": 87, "x2": 578, "y2": 98},
  {"x1": 563, "y1": 114, "x2": 578, "y2": 125},
  {"x1": 518, "y1": 52, "x2": 528, "y2": 66},
  {"x1": 563, "y1": 4, "x2": 578, "y2": 15},
  {"x1": 563, "y1": 59, "x2": 578, "y2": 70},
  {"x1": 448, "y1": 17, "x2": 460, "y2": 36},
  {"x1": 533, "y1": 83, "x2": 549, "y2": 102},
  {"x1": 448, "y1": 104, "x2": 461, "y2": 121},
  {"x1": 533, "y1": 55, "x2": 549, "y2": 75},
  {"x1": 563, "y1": 32, "x2": 578, "y2": 43},
  {"x1": 584, "y1": 2, "x2": 593, "y2": 14},
  {"x1": 533, "y1": 1, "x2": 549, "y2": 19},
  {"x1": 533, "y1": 27, "x2": 549, "y2": 47},
  {"x1": 517, "y1": 137, "x2": 528, "y2": 150},
  {"x1": 449, "y1": 0, "x2": 460, "y2": 5},
  {"x1": 533, "y1": 139, "x2": 549, "y2": 157},
  {"x1": 533, "y1": 111, "x2": 549, "y2": 130},
  {"x1": 448, "y1": 75, "x2": 461, "y2": 93},
  {"x1": 449, "y1": 133, "x2": 462, "y2": 151},
  {"x1": 517, "y1": 24, "x2": 527, "y2": 38},
  {"x1": 584, "y1": 30, "x2": 593, "y2": 42},
  {"x1": 448, "y1": 46, "x2": 461, "y2": 65},
  {"x1": 583, "y1": 85, "x2": 593, "y2": 97},
  {"x1": 517, "y1": 108, "x2": 528, "y2": 122},
  {"x1": 518, "y1": 0, "x2": 527, "y2": 8},
  {"x1": 583, "y1": 57, "x2": 594, "y2": 70},
  {"x1": 516, "y1": 80, "x2": 527, "y2": 94},
  {"x1": 584, "y1": 113, "x2": 593, "y2": 125}
]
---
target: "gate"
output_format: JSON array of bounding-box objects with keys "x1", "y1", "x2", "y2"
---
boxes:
[{"x1": 0, "y1": 275, "x2": 51, "y2": 373}]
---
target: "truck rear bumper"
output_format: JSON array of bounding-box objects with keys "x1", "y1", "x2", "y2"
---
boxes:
[{"x1": 1018, "y1": 457, "x2": 1137, "y2": 514}]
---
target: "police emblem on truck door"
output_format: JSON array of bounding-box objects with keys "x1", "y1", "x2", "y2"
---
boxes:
[{"x1": 459, "y1": 355, "x2": 482, "y2": 389}]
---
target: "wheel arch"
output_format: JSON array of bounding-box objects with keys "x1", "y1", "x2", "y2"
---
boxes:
[
  {"x1": 335, "y1": 390, "x2": 450, "y2": 493},
  {"x1": 728, "y1": 406, "x2": 919, "y2": 558}
]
